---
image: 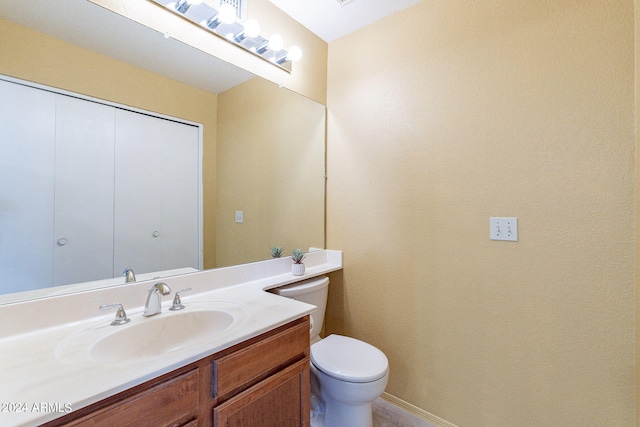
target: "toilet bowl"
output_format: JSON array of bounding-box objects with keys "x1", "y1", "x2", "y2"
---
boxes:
[
  {"x1": 311, "y1": 334, "x2": 389, "y2": 427},
  {"x1": 270, "y1": 276, "x2": 389, "y2": 427}
]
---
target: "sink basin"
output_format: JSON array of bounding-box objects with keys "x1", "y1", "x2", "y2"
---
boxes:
[
  {"x1": 55, "y1": 301, "x2": 249, "y2": 363},
  {"x1": 91, "y1": 309, "x2": 233, "y2": 362}
]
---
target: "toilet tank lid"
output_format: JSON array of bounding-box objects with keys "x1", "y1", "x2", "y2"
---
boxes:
[
  {"x1": 270, "y1": 276, "x2": 329, "y2": 297},
  {"x1": 311, "y1": 334, "x2": 389, "y2": 383}
]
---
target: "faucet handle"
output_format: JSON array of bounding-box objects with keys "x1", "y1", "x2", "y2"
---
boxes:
[
  {"x1": 99, "y1": 303, "x2": 131, "y2": 326},
  {"x1": 169, "y1": 288, "x2": 192, "y2": 311}
]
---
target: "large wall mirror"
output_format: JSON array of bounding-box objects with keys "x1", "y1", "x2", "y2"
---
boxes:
[{"x1": 0, "y1": 0, "x2": 325, "y2": 304}]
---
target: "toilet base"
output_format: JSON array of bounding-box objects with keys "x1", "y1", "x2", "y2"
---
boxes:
[
  {"x1": 309, "y1": 400, "x2": 373, "y2": 427},
  {"x1": 310, "y1": 412, "x2": 325, "y2": 427},
  {"x1": 323, "y1": 394, "x2": 373, "y2": 427}
]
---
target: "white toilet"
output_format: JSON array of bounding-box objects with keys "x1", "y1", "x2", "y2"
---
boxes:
[{"x1": 271, "y1": 276, "x2": 389, "y2": 427}]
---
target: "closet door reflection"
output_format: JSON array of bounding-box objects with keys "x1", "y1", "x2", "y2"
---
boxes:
[
  {"x1": 114, "y1": 110, "x2": 200, "y2": 275},
  {"x1": 0, "y1": 79, "x2": 201, "y2": 295},
  {"x1": 0, "y1": 80, "x2": 55, "y2": 293},
  {"x1": 53, "y1": 96, "x2": 115, "y2": 286}
]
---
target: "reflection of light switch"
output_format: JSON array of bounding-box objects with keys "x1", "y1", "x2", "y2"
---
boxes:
[
  {"x1": 235, "y1": 211, "x2": 243, "y2": 223},
  {"x1": 490, "y1": 217, "x2": 518, "y2": 241}
]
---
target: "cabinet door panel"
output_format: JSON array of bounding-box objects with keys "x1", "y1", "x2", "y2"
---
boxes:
[
  {"x1": 114, "y1": 109, "x2": 199, "y2": 275},
  {"x1": 53, "y1": 95, "x2": 115, "y2": 285},
  {"x1": 214, "y1": 357, "x2": 310, "y2": 427},
  {"x1": 0, "y1": 80, "x2": 56, "y2": 292}
]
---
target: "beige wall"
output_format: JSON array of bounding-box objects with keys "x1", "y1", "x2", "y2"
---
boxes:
[
  {"x1": 216, "y1": 77, "x2": 325, "y2": 266},
  {"x1": 636, "y1": 0, "x2": 640, "y2": 422},
  {"x1": 0, "y1": 18, "x2": 220, "y2": 268},
  {"x1": 326, "y1": 1, "x2": 635, "y2": 426}
]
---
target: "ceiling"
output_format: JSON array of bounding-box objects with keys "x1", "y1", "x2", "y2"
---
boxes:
[
  {"x1": 0, "y1": 0, "x2": 421, "y2": 94},
  {"x1": 269, "y1": 0, "x2": 422, "y2": 42}
]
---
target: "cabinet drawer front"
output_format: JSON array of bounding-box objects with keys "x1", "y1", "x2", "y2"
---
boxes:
[
  {"x1": 213, "y1": 318, "x2": 309, "y2": 400},
  {"x1": 64, "y1": 369, "x2": 199, "y2": 427}
]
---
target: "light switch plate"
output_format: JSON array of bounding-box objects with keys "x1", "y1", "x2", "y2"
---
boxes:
[
  {"x1": 235, "y1": 210, "x2": 243, "y2": 223},
  {"x1": 490, "y1": 217, "x2": 518, "y2": 241}
]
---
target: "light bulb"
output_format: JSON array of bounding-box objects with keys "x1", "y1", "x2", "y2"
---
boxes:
[
  {"x1": 268, "y1": 34, "x2": 284, "y2": 51},
  {"x1": 189, "y1": 0, "x2": 204, "y2": 4},
  {"x1": 287, "y1": 45, "x2": 302, "y2": 62},
  {"x1": 244, "y1": 19, "x2": 261, "y2": 38},
  {"x1": 218, "y1": 3, "x2": 236, "y2": 24}
]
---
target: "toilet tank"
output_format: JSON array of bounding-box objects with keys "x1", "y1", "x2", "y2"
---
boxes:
[{"x1": 270, "y1": 276, "x2": 329, "y2": 343}]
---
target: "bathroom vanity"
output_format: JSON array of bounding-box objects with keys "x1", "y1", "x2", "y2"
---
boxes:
[
  {"x1": 44, "y1": 317, "x2": 310, "y2": 427},
  {"x1": 0, "y1": 250, "x2": 342, "y2": 427}
]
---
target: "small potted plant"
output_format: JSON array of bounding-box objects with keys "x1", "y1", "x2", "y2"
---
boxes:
[
  {"x1": 290, "y1": 248, "x2": 306, "y2": 276},
  {"x1": 270, "y1": 246, "x2": 284, "y2": 258}
]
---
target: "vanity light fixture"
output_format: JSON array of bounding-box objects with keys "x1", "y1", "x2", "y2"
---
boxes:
[
  {"x1": 242, "y1": 19, "x2": 260, "y2": 37},
  {"x1": 218, "y1": 3, "x2": 237, "y2": 24},
  {"x1": 150, "y1": 0, "x2": 301, "y2": 72},
  {"x1": 286, "y1": 45, "x2": 302, "y2": 62},
  {"x1": 175, "y1": 0, "x2": 203, "y2": 14}
]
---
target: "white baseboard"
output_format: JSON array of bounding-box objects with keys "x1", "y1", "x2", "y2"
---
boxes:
[{"x1": 379, "y1": 392, "x2": 459, "y2": 427}]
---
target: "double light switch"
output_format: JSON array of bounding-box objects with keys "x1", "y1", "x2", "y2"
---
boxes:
[{"x1": 490, "y1": 217, "x2": 518, "y2": 241}]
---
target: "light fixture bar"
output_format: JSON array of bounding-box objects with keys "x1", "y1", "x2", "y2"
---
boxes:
[{"x1": 150, "y1": 0, "x2": 301, "y2": 72}]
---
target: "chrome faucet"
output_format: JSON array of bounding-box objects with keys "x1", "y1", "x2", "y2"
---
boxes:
[
  {"x1": 144, "y1": 282, "x2": 172, "y2": 317},
  {"x1": 123, "y1": 268, "x2": 136, "y2": 283}
]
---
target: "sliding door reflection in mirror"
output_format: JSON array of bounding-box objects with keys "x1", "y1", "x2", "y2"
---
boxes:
[{"x1": 0, "y1": 79, "x2": 202, "y2": 296}]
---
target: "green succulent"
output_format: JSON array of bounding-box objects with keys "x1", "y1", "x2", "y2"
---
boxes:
[
  {"x1": 270, "y1": 246, "x2": 284, "y2": 258},
  {"x1": 291, "y1": 248, "x2": 306, "y2": 264}
]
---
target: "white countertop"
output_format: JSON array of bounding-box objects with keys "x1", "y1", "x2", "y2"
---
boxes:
[{"x1": 0, "y1": 250, "x2": 342, "y2": 426}]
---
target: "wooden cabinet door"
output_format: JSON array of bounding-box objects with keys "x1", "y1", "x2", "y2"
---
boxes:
[{"x1": 213, "y1": 357, "x2": 310, "y2": 427}]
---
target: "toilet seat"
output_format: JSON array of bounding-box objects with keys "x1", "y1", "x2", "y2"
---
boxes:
[{"x1": 311, "y1": 334, "x2": 388, "y2": 383}]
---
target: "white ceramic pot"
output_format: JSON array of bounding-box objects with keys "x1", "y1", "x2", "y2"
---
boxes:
[{"x1": 291, "y1": 263, "x2": 305, "y2": 276}]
